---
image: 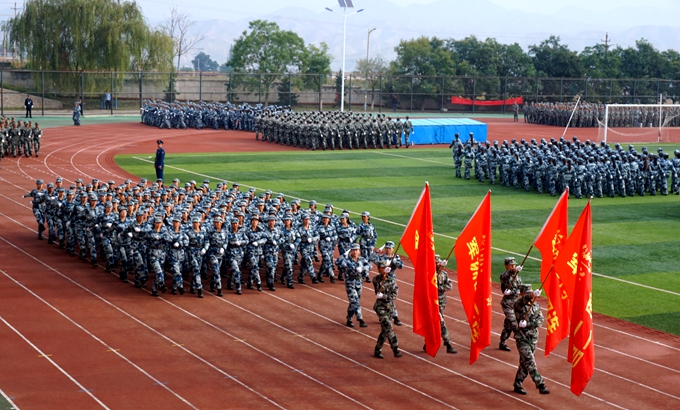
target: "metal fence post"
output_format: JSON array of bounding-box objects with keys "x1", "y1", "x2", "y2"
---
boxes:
[
  {"x1": 258, "y1": 73, "x2": 262, "y2": 104},
  {"x1": 609, "y1": 78, "x2": 613, "y2": 103},
  {"x1": 169, "y1": 71, "x2": 174, "y2": 102},
  {"x1": 1, "y1": 70, "x2": 3, "y2": 116},
  {"x1": 633, "y1": 79, "x2": 637, "y2": 102},
  {"x1": 379, "y1": 76, "x2": 382, "y2": 114},
  {"x1": 41, "y1": 70, "x2": 45, "y2": 116},
  {"x1": 502, "y1": 77, "x2": 507, "y2": 114},
  {"x1": 584, "y1": 78, "x2": 588, "y2": 101},
  {"x1": 471, "y1": 78, "x2": 476, "y2": 114},
  {"x1": 441, "y1": 76, "x2": 445, "y2": 112},
  {"x1": 535, "y1": 77, "x2": 539, "y2": 103},
  {"x1": 408, "y1": 75, "x2": 413, "y2": 113},
  {"x1": 318, "y1": 74, "x2": 322, "y2": 111},
  {"x1": 288, "y1": 73, "x2": 292, "y2": 107},
  {"x1": 110, "y1": 71, "x2": 113, "y2": 115},
  {"x1": 80, "y1": 70, "x2": 84, "y2": 115},
  {"x1": 348, "y1": 73, "x2": 352, "y2": 111},
  {"x1": 228, "y1": 73, "x2": 232, "y2": 102},
  {"x1": 199, "y1": 70, "x2": 202, "y2": 101},
  {"x1": 139, "y1": 70, "x2": 143, "y2": 108},
  {"x1": 559, "y1": 78, "x2": 563, "y2": 102}
]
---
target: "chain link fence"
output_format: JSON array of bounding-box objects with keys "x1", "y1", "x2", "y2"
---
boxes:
[{"x1": 1, "y1": 69, "x2": 679, "y2": 116}]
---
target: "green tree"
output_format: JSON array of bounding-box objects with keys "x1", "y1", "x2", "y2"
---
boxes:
[
  {"x1": 390, "y1": 36, "x2": 458, "y2": 110},
  {"x1": 227, "y1": 20, "x2": 306, "y2": 105},
  {"x1": 300, "y1": 42, "x2": 332, "y2": 94},
  {"x1": 529, "y1": 36, "x2": 583, "y2": 78},
  {"x1": 9, "y1": 0, "x2": 173, "y2": 71},
  {"x1": 192, "y1": 52, "x2": 219, "y2": 72},
  {"x1": 356, "y1": 56, "x2": 389, "y2": 110}
]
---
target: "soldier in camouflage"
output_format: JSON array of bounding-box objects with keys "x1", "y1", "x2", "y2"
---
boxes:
[
  {"x1": 372, "y1": 257, "x2": 402, "y2": 359},
  {"x1": 513, "y1": 284, "x2": 550, "y2": 395},
  {"x1": 499, "y1": 257, "x2": 523, "y2": 351}
]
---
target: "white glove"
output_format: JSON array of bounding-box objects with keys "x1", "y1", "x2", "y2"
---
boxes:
[
  {"x1": 441, "y1": 260, "x2": 448, "y2": 266},
  {"x1": 378, "y1": 245, "x2": 385, "y2": 252},
  {"x1": 533, "y1": 289, "x2": 541, "y2": 297},
  {"x1": 100, "y1": 234, "x2": 104, "y2": 239},
  {"x1": 134, "y1": 227, "x2": 141, "y2": 232},
  {"x1": 307, "y1": 237, "x2": 312, "y2": 243},
  {"x1": 200, "y1": 248, "x2": 206, "y2": 255},
  {"x1": 94, "y1": 224, "x2": 100, "y2": 229},
  {"x1": 289, "y1": 244, "x2": 295, "y2": 250},
  {"x1": 272, "y1": 240, "x2": 277, "y2": 246},
  {"x1": 58, "y1": 203, "x2": 62, "y2": 207},
  {"x1": 384, "y1": 267, "x2": 391, "y2": 273},
  {"x1": 66, "y1": 221, "x2": 70, "y2": 227},
  {"x1": 376, "y1": 292, "x2": 384, "y2": 299},
  {"x1": 519, "y1": 320, "x2": 527, "y2": 328},
  {"x1": 218, "y1": 248, "x2": 224, "y2": 254},
  {"x1": 515, "y1": 265, "x2": 523, "y2": 272},
  {"x1": 173, "y1": 242, "x2": 180, "y2": 248},
  {"x1": 106, "y1": 223, "x2": 112, "y2": 228},
  {"x1": 356, "y1": 266, "x2": 363, "y2": 273},
  {"x1": 235, "y1": 240, "x2": 241, "y2": 246},
  {"x1": 325, "y1": 237, "x2": 331, "y2": 242},
  {"x1": 503, "y1": 289, "x2": 512, "y2": 296},
  {"x1": 253, "y1": 241, "x2": 258, "y2": 247},
  {"x1": 127, "y1": 232, "x2": 133, "y2": 238}
]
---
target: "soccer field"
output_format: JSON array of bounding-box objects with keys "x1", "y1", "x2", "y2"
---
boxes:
[{"x1": 117, "y1": 147, "x2": 680, "y2": 335}]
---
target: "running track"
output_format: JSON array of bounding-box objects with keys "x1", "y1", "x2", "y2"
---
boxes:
[{"x1": 0, "y1": 120, "x2": 678, "y2": 409}]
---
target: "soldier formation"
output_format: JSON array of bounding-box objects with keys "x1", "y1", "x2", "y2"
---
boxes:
[
  {"x1": 523, "y1": 102, "x2": 680, "y2": 128},
  {"x1": 141, "y1": 99, "x2": 290, "y2": 131},
  {"x1": 0, "y1": 117, "x2": 43, "y2": 160},
  {"x1": 253, "y1": 111, "x2": 414, "y2": 151},
  {"x1": 449, "y1": 133, "x2": 680, "y2": 198}
]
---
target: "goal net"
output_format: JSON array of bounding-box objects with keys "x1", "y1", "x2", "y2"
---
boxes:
[{"x1": 596, "y1": 104, "x2": 680, "y2": 144}]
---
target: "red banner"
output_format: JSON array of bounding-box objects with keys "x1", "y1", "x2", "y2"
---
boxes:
[
  {"x1": 450, "y1": 96, "x2": 524, "y2": 106},
  {"x1": 455, "y1": 191, "x2": 492, "y2": 364},
  {"x1": 400, "y1": 183, "x2": 441, "y2": 357},
  {"x1": 554, "y1": 202, "x2": 594, "y2": 395},
  {"x1": 533, "y1": 189, "x2": 570, "y2": 356}
]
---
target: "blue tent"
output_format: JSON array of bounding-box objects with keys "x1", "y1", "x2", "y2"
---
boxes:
[{"x1": 409, "y1": 118, "x2": 488, "y2": 145}]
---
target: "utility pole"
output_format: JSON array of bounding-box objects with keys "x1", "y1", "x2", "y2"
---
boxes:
[
  {"x1": 601, "y1": 32, "x2": 610, "y2": 53},
  {"x1": 363, "y1": 28, "x2": 376, "y2": 111},
  {"x1": 11, "y1": 2, "x2": 19, "y2": 58}
]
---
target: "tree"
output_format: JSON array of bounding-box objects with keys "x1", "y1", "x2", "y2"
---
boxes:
[
  {"x1": 529, "y1": 36, "x2": 583, "y2": 78},
  {"x1": 227, "y1": 20, "x2": 306, "y2": 105},
  {"x1": 390, "y1": 36, "x2": 458, "y2": 110},
  {"x1": 163, "y1": 6, "x2": 204, "y2": 71},
  {"x1": 356, "y1": 56, "x2": 389, "y2": 109},
  {"x1": 192, "y1": 52, "x2": 219, "y2": 72},
  {"x1": 301, "y1": 42, "x2": 332, "y2": 94},
  {"x1": 8, "y1": 0, "x2": 173, "y2": 71}
]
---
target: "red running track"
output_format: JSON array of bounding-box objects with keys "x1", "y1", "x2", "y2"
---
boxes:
[{"x1": 0, "y1": 120, "x2": 678, "y2": 409}]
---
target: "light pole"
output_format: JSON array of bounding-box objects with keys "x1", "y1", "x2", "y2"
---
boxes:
[
  {"x1": 326, "y1": 3, "x2": 363, "y2": 112},
  {"x1": 363, "y1": 28, "x2": 376, "y2": 111}
]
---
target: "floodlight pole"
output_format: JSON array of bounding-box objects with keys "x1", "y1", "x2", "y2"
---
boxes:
[
  {"x1": 326, "y1": 7, "x2": 363, "y2": 112},
  {"x1": 364, "y1": 28, "x2": 376, "y2": 111}
]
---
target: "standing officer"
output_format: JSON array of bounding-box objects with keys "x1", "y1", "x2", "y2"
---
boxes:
[
  {"x1": 24, "y1": 95, "x2": 33, "y2": 118},
  {"x1": 513, "y1": 284, "x2": 550, "y2": 395},
  {"x1": 372, "y1": 258, "x2": 402, "y2": 359},
  {"x1": 499, "y1": 256, "x2": 523, "y2": 351},
  {"x1": 155, "y1": 140, "x2": 165, "y2": 181}
]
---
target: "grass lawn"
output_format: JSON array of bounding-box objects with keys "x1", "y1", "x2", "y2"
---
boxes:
[{"x1": 116, "y1": 146, "x2": 680, "y2": 335}]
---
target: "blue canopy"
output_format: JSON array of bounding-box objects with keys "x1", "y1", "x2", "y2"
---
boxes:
[{"x1": 408, "y1": 118, "x2": 488, "y2": 145}]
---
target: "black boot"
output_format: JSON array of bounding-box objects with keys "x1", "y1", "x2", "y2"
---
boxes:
[
  {"x1": 346, "y1": 320, "x2": 354, "y2": 328},
  {"x1": 197, "y1": 289, "x2": 204, "y2": 298},
  {"x1": 445, "y1": 342, "x2": 457, "y2": 354},
  {"x1": 393, "y1": 317, "x2": 403, "y2": 326},
  {"x1": 178, "y1": 287, "x2": 185, "y2": 295},
  {"x1": 513, "y1": 386, "x2": 527, "y2": 395},
  {"x1": 393, "y1": 348, "x2": 402, "y2": 358},
  {"x1": 217, "y1": 289, "x2": 223, "y2": 297},
  {"x1": 358, "y1": 319, "x2": 367, "y2": 328},
  {"x1": 499, "y1": 343, "x2": 511, "y2": 352},
  {"x1": 538, "y1": 385, "x2": 550, "y2": 395},
  {"x1": 374, "y1": 349, "x2": 384, "y2": 359}
]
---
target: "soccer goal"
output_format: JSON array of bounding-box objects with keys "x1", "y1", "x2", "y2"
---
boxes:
[{"x1": 597, "y1": 103, "x2": 680, "y2": 144}]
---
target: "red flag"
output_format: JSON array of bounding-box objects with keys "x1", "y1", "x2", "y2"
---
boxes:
[
  {"x1": 455, "y1": 191, "x2": 492, "y2": 364},
  {"x1": 554, "y1": 202, "x2": 594, "y2": 395},
  {"x1": 400, "y1": 183, "x2": 441, "y2": 357},
  {"x1": 533, "y1": 189, "x2": 570, "y2": 356}
]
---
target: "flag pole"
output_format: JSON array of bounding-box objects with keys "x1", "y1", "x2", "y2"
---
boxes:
[
  {"x1": 537, "y1": 265, "x2": 554, "y2": 292},
  {"x1": 443, "y1": 242, "x2": 456, "y2": 263},
  {"x1": 519, "y1": 245, "x2": 534, "y2": 267}
]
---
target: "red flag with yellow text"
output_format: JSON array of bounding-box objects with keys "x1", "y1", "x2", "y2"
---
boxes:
[
  {"x1": 400, "y1": 183, "x2": 441, "y2": 357},
  {"x1": 455, "y1": 191, "x2": 492, "y2": 364},
  {"x1": 533, "y1": 189, "x2": 570, "y2": 356},
  {"x1": 554, "y1": 202, "x2": 594, "y2": 395}
]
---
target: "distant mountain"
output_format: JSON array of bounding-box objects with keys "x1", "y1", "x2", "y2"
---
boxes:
[{"x1": 185, "y1": 0, "x2": 680, "y2": 71}]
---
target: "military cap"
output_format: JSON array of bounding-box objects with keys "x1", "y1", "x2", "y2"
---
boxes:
[
  {"x1": 213, "y1": 217, "x2": 223, "y2": 223},
  {"x1": 191, "y1": 216, "x2": 201, "y2": 223},
  {"x1": 283, "y1": 215, "x2": 293, "y2": 221},
  {"x1": 47, "y1": 182, "x2": 54, "y2": 188},
  {"x1": 384, "y1": 241, "x2": 395, "y2": 248},
  {"x1": 519, "y1": 284, "x2": 533, "y2": 293},
  {"x1": 125, "y1": 179, "x2": 132, "y2": 184},
  {"x1": 339, "y1": 213, "x2": 348, "y2": 220},
  {"x1": 108, "y1": 180, "x2": 115, "y2": 185},
  {"x1": 153, "y1": 216, "x2": 163, "y2": 223},
  {"x1": 104, "y1": 201, "x2": 113, "y2": 208},
  {"x1": 248, "y1": 187, "x2": 256, "y2": 192},
  {"x1": 184, "y1": 182, "x2": 191, "y2": 188},
  {"x1": 435, "y1": 254, "x2": 441, "y2": 263},
  {"x1": 230, "y1": 217, "x2": 239, "y2": 224},
  {"x1": 350, "y1": 243, "x2": 361, "y2": 250},
  {"x1": 251, "y1": 213, "x2": 260, "y2": 221},
  {"x1": 136, "y1": 210, "x2": 145, "y2": 217},
  {"x1": 36, "y1": 179, "x2": 44, "y2": 184},
  {"x1": 56, "y1": 177, "x2": 63, "y2": 183},
  {"x1": 203, "y1": 179, "x2": 210, "y2": 184},
  {"x1": 265, "y1": 189, "x2": 272, "y2": 194},
  {"x1": 504, "y1": 257, "x2": 517, "y2": 265},
  {"x1": 309, "y1": 200, "x2": 317, "y2": 206},
  {"x1": 276, "y1": 193, "x2": 284, "y2": 198},
  {"x1": 69, "y1": 184, "x2": 77, "y2": 190},
  {"x1": 172, "y1": 178, "x2": 180, "y2": 183},
  {"x1": 302, "y1": 214, "x2": 311, "y2": 220},
  {"x1": 156, "y1": 140, "x2": 163, "y2": 144},
  {"x1": 140, "y1": 178, "x2": 148, "y2": 183},
  {"x1": 321, "y1": 214, "x2": 330, "y2": 219},
  {"x1": 172, "y1": 216, "x2": 181, "y2": 223},
  {"x1": 361, "y1": 211, "x2": 370, "y2": 217},
  {"x1": 232, "y1": 182, "x2": 239, "y2": 186}
]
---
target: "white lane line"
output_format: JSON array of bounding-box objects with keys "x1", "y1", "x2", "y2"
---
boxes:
[
  {"x1": 0, "y1": 388, "x2": 19, "y2": 410},
  {"x1": 130, "y1": 155, "x2": 679, "y2": 297},
  {"x1": 0, "y1": 228, "x2": 286, "y2": 410},
  {"x1": 0, "y1": 269, "x2": 198, "y2": 410},
  {"x1": 0, "y1": 315, "x2": 110, "y2": 409}
]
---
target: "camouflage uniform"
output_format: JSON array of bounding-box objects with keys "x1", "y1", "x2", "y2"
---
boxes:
[
  {"x1": 146, "y1": 222, "x2": 172, "y2": 295},
  {"x1": 167, "y1": 223, "x2": 189, "y2": 293},
  {"x1": 316, "y1": 216, "x2": 337, "y2": 281},
  {"x1": 279, "y1": 219, "x2": 299, "y2": 288},
  {"x1": 263, "y1": 219, "x2": 282, "y2": 290},
  {"x1": 499, "y1": 260, "x2": 523, "y2": 350},
  {"x1": 336, "y1": 249, "x2": 371, "y2": 327},
  {"x1": 297, "y1": 221, "x2": 319, "y2": 283},
  {"x1": 513, "y1": 293, "x2": 549, "y2": 395},
  {"x1": 23, "y1": 181, "x2": 47, "y2": 239},
  {"x1": 372, "y1": 270, "x2": 401, "y2": 358},
  {"x1": 186, "y1": 222, "x2": 209, "y2": 296}
]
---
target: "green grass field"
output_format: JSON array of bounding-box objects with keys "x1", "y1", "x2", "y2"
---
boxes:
[{"x1": 116, "y1": 147, "x2": 680, "y2": 335}]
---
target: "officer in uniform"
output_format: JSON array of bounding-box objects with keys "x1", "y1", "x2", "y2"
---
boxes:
[
  {"x1": 155, "y1": 140, "x2": 165, "y2": 181},
  {"x1": 424, "y1": 255, "x2": 457, "y2": 354},
  {"x1": 23, "y1": 179, "x2": 48, "y2": 239},
  {"x1": 499, "y1": 256, "x2": 523, "y2": 351},
  {"x1": 355, "y1": 211, "x2": 377, "y2": 278},
  {"x1": 186, "y1": 216, "x2": 208, "y2": 298},
  {"x1": 336, "y1": 243, "x2": 371, "y2": 328},
  {"x1": 279, "y1": 215, "x2": 299, "y2": 289},
  {"x1": 513, "y1": 284, "x2": 550, "y2": 395},
  {"x1": 316, "y1": 214, "x2": 337, "y2": 282},
  {"x1": 167, "y1": 216, "x2": 189, "y2": 294},
  {"x1": 147, "y1": 215, "x2": 171, "y2": 297},
  {"x1": 372, "y1": 257, "x2": 402, "y2": 358},
  {"x1": 371, "y1": 241, "x2": 404, "y2": 326}
]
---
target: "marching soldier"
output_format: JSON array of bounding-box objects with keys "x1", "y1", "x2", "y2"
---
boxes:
[
  {"x1": 499, "y1": 256, "x2": 523, "y2": 351},
  {"x1": 372, "y1": 257, "x2": 402, "y2": 359},
  {"x1": 513, "y1": 284, "x2": 550, "y2": 395}
]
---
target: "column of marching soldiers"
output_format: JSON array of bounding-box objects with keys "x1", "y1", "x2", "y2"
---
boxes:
[
  {"x1": 23, "y1": 177, "x2": 404, "y2": 301},
  {"x1": 140, "y1": 100, "x2": 415, "y2": 150},
  {"x1": 449, "y1": 134, "x2": 680, "y2": 198},
  {"x1": 0, "y1": 117, "x2": 44, "y2": 161},
  {"x1": 523, "y1": 102, "x2": 680, "y2": 128}
]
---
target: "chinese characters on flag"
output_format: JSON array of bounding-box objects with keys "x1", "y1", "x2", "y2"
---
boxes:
[
  {"x1": 400, "y1": 183, "x2": 441, "y2": 357},
  {"x1": 533, "y1": 189, "x2": 570, "y2": 356},
  {"x1": 554, "y1": 201, "x2": 594, "y2": 396},
  {"x1": 455, "y1": 191, "x2": 492, "y2": 364}
]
